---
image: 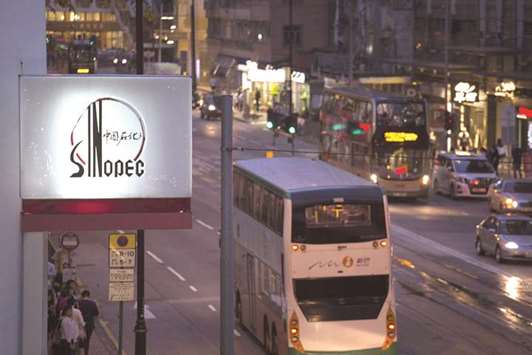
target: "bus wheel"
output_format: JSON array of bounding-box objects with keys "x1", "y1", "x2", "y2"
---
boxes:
[
  {"x1": 271, "y1": 325, "x2": 278, "y2": 355},
  {"x1": 263, "y1": 318, "x2": 271, "y2": 353},
  {"x1": 235, "y1": 292, "x2": 242, "y2": 326}
]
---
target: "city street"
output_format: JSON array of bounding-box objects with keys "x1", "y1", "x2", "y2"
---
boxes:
[{"x1": 69, "y1": 113, "x2": 532, "y2": 355}]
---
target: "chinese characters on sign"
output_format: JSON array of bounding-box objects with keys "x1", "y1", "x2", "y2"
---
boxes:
[{"x1": 453, "y1": 82, "x2": 479, "y2": 104}]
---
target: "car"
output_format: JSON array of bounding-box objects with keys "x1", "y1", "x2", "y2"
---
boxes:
[
  {"x1": 432, "y1": 152, "x2": 498, "y2": 199},
  {"x1": 200, "y1": 94, "x2": 222, "y2": 120},
  {"x1": 488, "y1": 179, "x2": 532, "y2": 214},
  {"x1": 475, "y1": 214, "x2": 532, "y2": 263}
]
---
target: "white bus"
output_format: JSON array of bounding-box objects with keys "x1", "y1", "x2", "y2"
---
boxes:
[{"x1": 233, "y1": 157, "x2": 396, "y2": 355}]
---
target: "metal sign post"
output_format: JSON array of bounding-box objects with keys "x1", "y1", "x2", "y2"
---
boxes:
[
  {"x1": 219, "y1": 95, "x2": 235, "y2": 355},
  {"x1": 109, "y1": 232, "x2": 137, "y2": 355}
]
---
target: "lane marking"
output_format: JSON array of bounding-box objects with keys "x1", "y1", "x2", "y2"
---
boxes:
[
  {"x1": 234, "y1": 329, "x2": 241, "y2": 337},
  {"x1": 196, "y1": 219, "x2": 215, "y2": 230},
  {"x1": 208, "y1": 304, "x2": 217, "y2": 312},
  {"x1": 133, "y1": 302, "x2": 157, "y2": 320},
  {"x1": 167, "y1": 266, "x2": 186, "y2": 282},
  {"x1": 392, "y1": 224, "x2": 522, "y2": 281},
  {"x1": 146, "y1": 250, "x2": 163, "y2": 264},
  {"x1": 189, "y1": 285, "x2": 198, "y2": 292}
]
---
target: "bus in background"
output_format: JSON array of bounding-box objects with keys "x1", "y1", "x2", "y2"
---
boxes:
[
  {"x1": 233, "y1": 157, "x2": 396, "y2": 355},
  {"x1": 320, "y1": 86, "x2": 432, "y2": 199},
  {"x1": 68, "y1": 38, "x2": 97, "y2": 74}
]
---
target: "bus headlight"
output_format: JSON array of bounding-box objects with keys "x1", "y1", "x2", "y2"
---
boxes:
[
  {"x1": 422, "y1": 175, "x2": 430, "y2": 186},
  {"x1": 208, "y1": 104, "x2": 216, "y2": 111},
  {"x1": 370, "y1": 174, "x2": 378, "y2": 184},
  {"x1": 289, "y1": 311, "x2": 304, "y2": 352}
]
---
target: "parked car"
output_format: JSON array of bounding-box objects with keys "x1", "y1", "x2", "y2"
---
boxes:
[
  {"x1": 475, "y1": 214, "x2": 532, "y2": 263},
  {"x1": 200, "y1": 94, "x2": 222, "y2": 120},
  {"x1": 432, "y1": 152, "x2": 498, "y2": 199},
  {"x1": 488, "y1": 179, "x2": 532, "y2": 214}
]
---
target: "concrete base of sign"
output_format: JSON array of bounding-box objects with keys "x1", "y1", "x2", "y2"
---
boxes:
[{"x1": 22, "y1": 232, "x2": 47, "y2": 355}]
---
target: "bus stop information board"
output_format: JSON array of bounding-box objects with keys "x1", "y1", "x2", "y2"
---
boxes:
[
  {"x1": 19, "y1": 76, "x2": 192, "y2": 231},
  {"x1": 109, "y1": 232, "x2": 136, "y2": 302}
]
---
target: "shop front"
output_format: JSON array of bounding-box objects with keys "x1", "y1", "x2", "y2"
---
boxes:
[{"x1": 237, "y1": 60, "x2": 309, "y2": 116}]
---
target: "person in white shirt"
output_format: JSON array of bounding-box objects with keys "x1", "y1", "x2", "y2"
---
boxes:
[
  {"x1": 59, "y1": 307, "x2": 79, "y2": 355},
  {"x1": 67, "y1": 298, "x2": 86, "y2": 354}
]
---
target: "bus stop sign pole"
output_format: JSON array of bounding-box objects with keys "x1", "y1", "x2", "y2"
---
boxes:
[{"x1": 220, "y1": 95, "x2": 235, "y2": 355}]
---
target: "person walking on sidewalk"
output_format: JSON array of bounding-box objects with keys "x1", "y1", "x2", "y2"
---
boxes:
[
  {"x1": 68, "y1": 298, "x2": 86, "y2": 354},
  {"x1": 57, "y1": 307, "x2": 80, "y2": 355},
  {"x1": 79, "y1": 290, "x2": 99, "y2": 355},
  {"x1": 512, "y1": 145, "x2": 523, "y2": 179},
  {"x1": 254, "y1": 89, "x2": 261, "y2": 112}
]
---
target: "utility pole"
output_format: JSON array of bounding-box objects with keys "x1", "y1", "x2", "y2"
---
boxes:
[
  {"x1": 288, "y1": 0, "x2": 295, "y2": 155},
  {"x1": 444, "y1": 0, "x2": 451, "y2": 152},
  {"x1": 348, "y1": 0, "x2": 353, "y2": 85},
  {"x1": 134, "y1": 2, "x2": 146, "y2": 354},
  {"x1": 219, "y1": 95, "x2": 234, "y2": 355},
  {"x1": 190, "y1": 0, "x2": 197, "y2": 94},
  {"x1": 158, "y1": 3, "x2": 163, "y2": 63}
]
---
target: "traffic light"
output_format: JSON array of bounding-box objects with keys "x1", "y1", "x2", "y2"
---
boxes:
[
  {"x1": 283, "y1": 114, "x2": 297, "y2": 135},
  {"x1": 346, "y1": 121, "x2": 365, "y2": 136},
  {"x1": 266, "y1": 109, "x2": 280, "y2": 130}
]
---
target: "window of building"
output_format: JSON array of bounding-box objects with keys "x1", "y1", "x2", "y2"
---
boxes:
[
  {"x1": 102, "y1": 12, "x2": 116, "y2": 22},
  {"x1": 86, "y1": 12, "x2": 101, "y2": 22},
  {"x1": 283, "y1": 25, "x2": 302, "y2": 47}
]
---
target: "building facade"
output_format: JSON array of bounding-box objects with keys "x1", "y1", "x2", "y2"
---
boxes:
[{"x1": 205, "y1": 0, "x2": 333, "y2": 117}]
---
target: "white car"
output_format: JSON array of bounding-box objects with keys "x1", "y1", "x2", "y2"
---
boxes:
[
  {"x1": 432, "y1": 152, "x2": 498, "y2": 199},
  {"x1": 488, "y1": 179, "x2": 532, "y2": 214}
]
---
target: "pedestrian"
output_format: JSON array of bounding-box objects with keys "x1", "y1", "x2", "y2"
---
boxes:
[
  {"x1": 489, "y1": 144, "x2": 500, "y2": 174},
  {"x1": 68, "y1": 298, "x2": 86, "y2": 354},
  {"x1": 496, "y1": 138, "x2": 507, "y2": 174},
  {"x1": 78, "y1": 290, "x2": 99, "y2": 355},
  {"x1": 512, "y1": 145, "x2": 523, "y2": 179},
  {"x1": 254, "y1": 89, "x2": 261, "y2": 112},
  {"x1": 57, "y1": 307, "x2": 79, "y2": 355}
]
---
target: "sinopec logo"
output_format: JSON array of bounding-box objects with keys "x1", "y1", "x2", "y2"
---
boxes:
[{"x1": 70, "y1": 98, "x2": 146, "y2": 178}]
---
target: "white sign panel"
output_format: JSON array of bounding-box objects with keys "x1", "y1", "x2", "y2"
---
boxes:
[
  {"x1": 109, "y1": 282, "x2": 135, "y2": 302},
  {"x1": 110, "y1": 248, "x2": 136, "y2": 268},
  {"x1": 20, "y1": 75, "x2": 192, "y2": 199},
  {"x1": 109, "y1": 268, "x2": 135, "y2": 283}
]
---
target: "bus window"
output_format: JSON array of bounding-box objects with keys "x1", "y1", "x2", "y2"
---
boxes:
[
  {"x1": 376, "y1": 101, "x2": 425, "y2": 128},
  {"x1": 293, "y1": 275, "x2": 389, "y2": 322},
  {"x1": 292, "y1": 203, "x2": 386, "y2": 244}
]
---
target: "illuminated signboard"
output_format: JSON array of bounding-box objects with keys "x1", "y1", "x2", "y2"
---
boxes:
[
  {"x1": 453, "y1": 82, "x2": 479, "y2": 103},
  {"x1": 20, "y1": 76, "x2": 192, "y2": 199},
  {"x1": 384, "y1": 132, "x2": 419, "y2": 143},
  {"x1": 517, "y1": 106, "x2": 532, "y2": 119}
]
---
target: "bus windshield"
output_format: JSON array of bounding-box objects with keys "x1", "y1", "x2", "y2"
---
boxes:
[
  {"x1": 292, "y1": 203, "x2": 385, "y2": 244},
  {"x1": 376, "y1": 101, "x2": 425, "y2": 128},
  {"x1": 374, "y1": 148, "x2": 430, "y2": 178}
]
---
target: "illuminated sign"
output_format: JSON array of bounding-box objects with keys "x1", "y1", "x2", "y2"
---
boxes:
[
  {"x1": 20, "y1": 76, "x2": 192, "y2": 199},
  {"x1": 384, "y1": 132, "x2": 419, "y2": 143},
  {"x1": 495, "y1": 81, "x2": 516, "y2": 98},
  {"x1": 240, "y1": 60, "x2": 305, "y2": 84},
  {"x1": 517, "y1": 106, "x2": 532, "y2": 119},
  {"x1": 453, "y1": 82, "x2": 479, "y2": 103}
]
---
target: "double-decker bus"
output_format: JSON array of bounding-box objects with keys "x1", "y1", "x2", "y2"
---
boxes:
[
  {"x1": 233, "y1": 157, "x2": 396, "y2": 355},
  {"x1": 320, "y1": 86, "x2": 432, "y2": 198},
  {"x1": 68, "y1": 39, "x2": 97, "y2": 74}
]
